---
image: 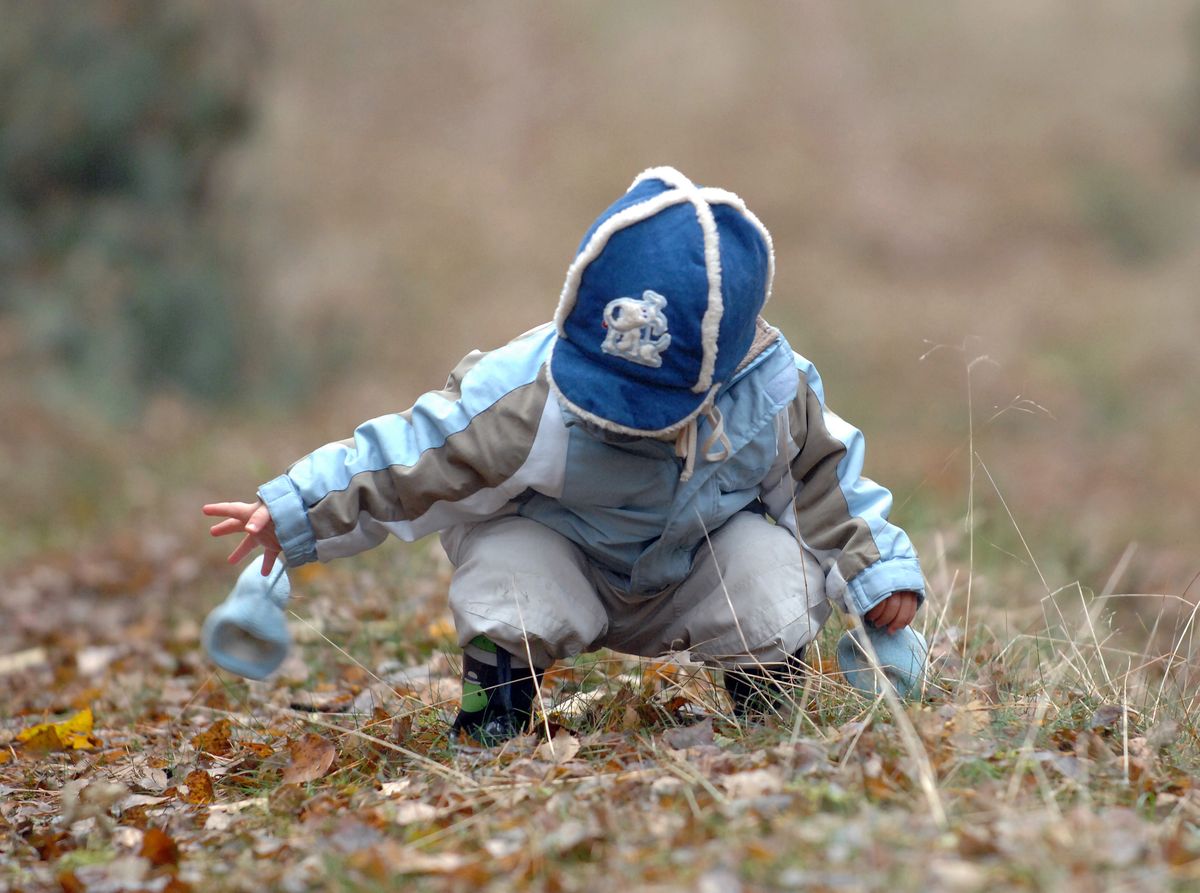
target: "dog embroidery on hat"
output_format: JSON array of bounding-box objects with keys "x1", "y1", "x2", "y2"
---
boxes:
[{"x1": 601, "y1": 290, "x2": 671, "y2": 368}]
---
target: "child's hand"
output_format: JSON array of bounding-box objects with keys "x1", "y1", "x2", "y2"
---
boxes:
[
  {"x1": 864, "y1": 591, "x2": 919, "y2": 634},
  {"x1": 202, "y1": 500, "x2": 283, "y2": 574}
]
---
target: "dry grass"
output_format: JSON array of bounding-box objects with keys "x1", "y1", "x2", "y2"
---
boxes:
[
  {"x1": 3, "y1": 411, "x2": 1200, "y2": 890},
  {"x1": 3, "y1": 3, "x2": 1200, "y2": 890}
]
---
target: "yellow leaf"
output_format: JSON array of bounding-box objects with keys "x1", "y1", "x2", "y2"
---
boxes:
[{"x1": 17, "y1": 708, "x2": 100, "y2": 752}]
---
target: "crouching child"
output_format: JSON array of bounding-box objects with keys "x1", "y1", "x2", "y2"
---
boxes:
[{"x1": 202, "y1": 167, "x2": 928, "y2": 742}]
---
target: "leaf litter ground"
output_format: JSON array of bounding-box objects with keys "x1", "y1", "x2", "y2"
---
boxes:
[{"x1": 3, "y1": 525, "x2": 1200, "y2": 892}]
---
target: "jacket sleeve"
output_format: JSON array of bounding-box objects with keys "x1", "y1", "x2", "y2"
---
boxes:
[
  {"x1": 258, "y1": 342, "x2": 568, "y2": 568},
  {"x1": 763, "y1": 356, "x2": 925, "y2": 615}
]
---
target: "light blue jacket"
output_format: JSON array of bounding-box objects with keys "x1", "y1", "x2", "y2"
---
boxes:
[{"x1": 259, "y1": 323, "x2": 924, "y2": 615}]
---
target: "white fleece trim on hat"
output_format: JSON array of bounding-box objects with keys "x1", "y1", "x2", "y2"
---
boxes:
[
  {"x1": 546, "y1": 360, "x2": 720, "y2": 439},
  {"x1": 629, "y1": 168, "x2": 726, "y2": 393},
  {"x1": 553, "y1": 187, "x2": 694, "y2": 335},
  {"x1": 592, "y1": 166, "x2": 726, "y2": 394},
  {"x1": 689, "y1": 188, "x2": 724, "y2": 394},
  {"x1": 698, "y1": 186, "x2": 776, "y2": 305},
  {"x1": 629, "y1": 165, "x2": 697, "y2": 192},
  {"x1": 554, "y1": 166, "x2": 774, "y2": 418}
]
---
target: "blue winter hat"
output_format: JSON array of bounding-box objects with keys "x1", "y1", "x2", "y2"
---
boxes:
[{"x1": 549, "y1": 167, "x2": 775, "y2": 435}]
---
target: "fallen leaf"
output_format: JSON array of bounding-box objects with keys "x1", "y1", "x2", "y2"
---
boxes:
[
  {"x1": 721, "y1": 768, "x2": 784, "y2": 800},
  {"x1": 268, "y1": 783, "x2": 307, "y2": 815},
  {"x1": 1088, "y1": 704, "x2": 1136, "y2": 734},
  {"x1": 75, "y1": 645, "x2": 120, "y2": 675},
  {"x1": 814, "y1": 656, "x2": 839, "y2": 676},
  {"x1": 191, "y1": 719, "x2": 233, "y2": 757},
  {"x1": 61, "y1": 779, "x2": 129, "y2": 825},
  {"x1": 140, "y1": 827, "x2": 180, "y2": 868},
  {"x1": 535, "y1": 729, "x2": 581, "y2": 763},
  {"x1": 28, "y1": 830, "x2": 72, "y2": 861},
  {"x1": 57, "y1": 870, "x2": 85, "y2": 893},
  {"x1": 0, "y1": 646, "x2": 48, "y2": 676},
  {"x1": 1146, "y1": 719, "x2": 1181, "y2": 751},
  {"x1": 380, "y1": 779, "x2": 413, "y2": 797},
  {"x1": 16, "y1": 708, "x2": 100, "y2": 752},
  {"x1": 182, "y1": 769, "x2": 215, "y2": 806},
  {"x1": 393, "y1": 800, "x2": 439, "y2": 825},
  {"x1": 663, "y1": 718, "x2": 715, "y2": 750},
  {"x1": 383, "y1": 845, "x2": 469, "y2": 874},
  {"x1": 281, "y1": 733, "x2": 337, "y2": 784}
]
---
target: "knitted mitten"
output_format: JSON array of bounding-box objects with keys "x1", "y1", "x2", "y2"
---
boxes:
[
  {"x1": 836, "y1": 624, "x2": 928, "y2": 699},
  {"x1": 202, "y1": 555, "x2": 291, "y2": 680}
]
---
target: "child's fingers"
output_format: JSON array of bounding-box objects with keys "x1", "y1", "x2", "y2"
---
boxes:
[
  {"x1": 871, "y1": 598, "x2": 900, "y2": 631},
  {"x1": 203, "y1": 501, "x2": 255, "y2": 520},
  {"x1": 208, "y1": 518, "x2": 246, "y2": 537},
  {"x1": 888, "y1": 595, "x2": 917, "y2": 633},
  {"x1": 244, "y1": 503, "x2": 273, "y2": 535},
  {"x1": 226, "y1": 533, "x2": 258, "y2": 565},
  {"x1": 261, "y1": 548, "x2": 280, "y2": 575}
]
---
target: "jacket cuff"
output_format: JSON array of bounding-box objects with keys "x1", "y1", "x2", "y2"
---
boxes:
[
  {"x1": 258, "y1": 475, "x2": 318, "y2": 567},
  {"x1": 845, "y1": 557, "x2": 926, "y2": 616}
]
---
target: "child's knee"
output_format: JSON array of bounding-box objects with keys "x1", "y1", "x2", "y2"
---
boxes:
[
  {"x1": 450, "y1": 572, "x2": 607, "y2": 667},
  {"x1": 685, "y1": 581, "x2": 832, "y2": 665}
]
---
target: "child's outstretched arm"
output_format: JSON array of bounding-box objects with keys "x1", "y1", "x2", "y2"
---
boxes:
[{"x1": 203, "y1": 500, "x2": 283, "y2": 574}]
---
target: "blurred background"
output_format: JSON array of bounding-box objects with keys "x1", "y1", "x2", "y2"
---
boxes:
[{"x1": 2, "y1": 0, "x2": 1198, "y2": 628}]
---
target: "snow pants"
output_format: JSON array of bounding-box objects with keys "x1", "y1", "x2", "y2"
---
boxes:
[{"x1": 441, "y1": 511, "x2": 831, "y2": 669}]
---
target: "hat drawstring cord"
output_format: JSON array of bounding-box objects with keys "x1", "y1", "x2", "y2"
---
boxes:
[
  {"x1": 675, "y1": 418, "x2": 699, "y2": 483},
  {"x1": 675, "y1": 401, "x2": 732, "y2": 484}
]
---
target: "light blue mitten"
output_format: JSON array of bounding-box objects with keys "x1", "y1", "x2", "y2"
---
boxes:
[
  {"x1": 202, "y1": 556, "x2": 291, "y2": 680},
  {"x1": 836, "y1": 624, "x2": 928, "y2": 699}
]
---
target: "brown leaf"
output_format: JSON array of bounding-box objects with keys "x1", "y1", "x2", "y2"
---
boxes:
[
  {"x1": 534, "y1": 729, "x2": 581, "y2": 763},
  {"x1": 268, "y1": 783, "x2": 308, "y2": 815},
  {"x1": 281, "y1": 733, "x2": 337, "y2": 784},
  {"x1": 57, "y1": 870, "x2": 86, "y2": 893},
  {"x1": 140, "y1": 827, "x2": 180, "y2": 868},
  {"x1": 191, "y1": 719, "x2": 233, "y2": 757},
  {"x1": 1088, "y1": 704, "x2": 1135, "y2": 735},
  {"x1": 182, "y1": 769, "x2": 215, "y2": 806},
  {"x1": 29, "y1": 829, "x2": 72, "y2": 861},
  {"x1": 1146, "y1": 719, "x2": 1181, "y2": 751},
  {"x1": 663, "y1": 718, "x2": 714, "y2": 750},
  {"x1": 1163, "y1": 826, "x2": 1200, "y2": 866}
]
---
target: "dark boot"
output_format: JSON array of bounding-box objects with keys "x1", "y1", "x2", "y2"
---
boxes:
[
  {"x1": 451, "y1": 638, "x2": 542, "y2": 745},
  {"x1": 723, "y1": 648, "x2": 807, "y2": 719}
]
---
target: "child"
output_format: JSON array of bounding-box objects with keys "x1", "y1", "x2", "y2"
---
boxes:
[{"x1": 203, "y1": 167, "x2": 927, "y2": 742}]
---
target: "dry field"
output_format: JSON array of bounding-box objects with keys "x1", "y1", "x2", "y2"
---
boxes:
[{"x1": 3, "y1": 3, "x2": 1200, "y2": 890}]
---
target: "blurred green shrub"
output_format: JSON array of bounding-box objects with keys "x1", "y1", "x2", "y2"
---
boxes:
[
  {"x1": 1072, "y1": 165, "x2": 1176, "y2": 266},
  {"x1": 0, "y1": 0, "x2": 258, "y2": 416},
  {"x1": 1177, "y1": 4, "x2": 1200, "y2": 167}
]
